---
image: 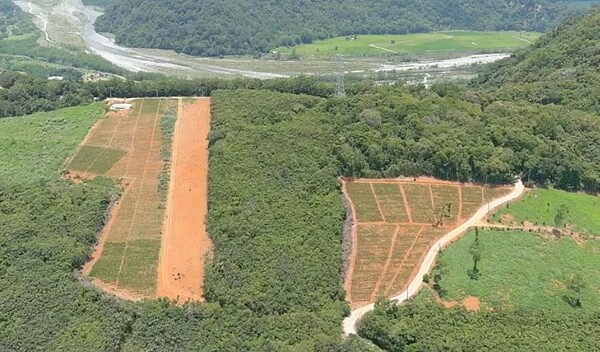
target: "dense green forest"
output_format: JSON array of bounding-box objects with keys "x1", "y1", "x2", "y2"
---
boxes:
[
  {"x1": 473, "y1": 6, "x2": 600, "y2": 114},
  {"x1": 4, "y1": 66, "x2": 600, "y2": 191},
  {"x1": 358, "y1": 297, "x2": 600, "y2": 351},
  {"x1": 94, "y1": 0, "x2": 576, "y2": 56}
]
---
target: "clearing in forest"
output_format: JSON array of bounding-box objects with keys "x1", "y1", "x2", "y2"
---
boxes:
[
  {"x1": 156, "y1": 98, "x2": 211, "y2": 302},
  {"x1": 430, "y1": 188, "x2": 600, "y2": 312},
  {"x1": 343, "y1": 178, "x2": 512, "y2": 309},
  {"x1": 276, "y1": 31, "x2": 541, "y2": 57},
  {"x1": 69, "y1": 98, "x2": 211, "y2": 301}
]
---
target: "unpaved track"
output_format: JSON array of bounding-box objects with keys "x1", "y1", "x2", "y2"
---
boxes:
[
  {"x1": 342, "y1": 179, "x2": 525, "y2": 335},
  {"x1": 156, "y1": 98, "x2": 211, "y2": 302}
]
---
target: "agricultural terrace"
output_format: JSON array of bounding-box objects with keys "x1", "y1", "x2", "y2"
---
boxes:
[
  {"x1": 343, "y1": 178, "x2": 512, "y2": 309},
  {"x1": 276, "y1": 31, "x2": 541, "y2": 57},
  {"x1": 69, "y1": 98, "x2": 211, "y2": 300}
]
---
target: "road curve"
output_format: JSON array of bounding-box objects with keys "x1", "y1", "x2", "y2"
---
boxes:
[{"x1": 342, "y1": 179, "x2": 525, "y2": 335}]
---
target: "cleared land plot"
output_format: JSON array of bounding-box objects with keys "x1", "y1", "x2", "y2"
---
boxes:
[
  {"x1": 344, "y1": 179, "x2": 514, "y2": 308},
  {"x1": 67, "y1": 145, "x2": 126, "y2": 175},
  {"x1": 351, "y1": 224, "x2": 397, "y2": 304},
  {"x1": 276, "y1": 31, "x2": 541, "y2": 56},
  {"x1": 461, "y1": 186, "x2": 484, "y2": 219},
  {"x1": 403, "y1": 184, "x2": 436, "y2": 223},
  {"x1": 372, "y1": 183, "x2": 409, "y2": 222},
  {"x1": 483, "y1": 186, "x2": 512, "y2": 203},
  {"x1": 490, "y1": 188, "x2": 600, "y2": 235},
  {"x1": 156, "y1": 98, "x2": 211, "y2": 302},
  {"x1": 431, "y1": 185, "x2": 460, "y2": 225},
  {"x1": 71, "y1": 98, "x2": 174, "y2": 297},
  {"x1": 432, "y1": 229, "x2": 600, "y2": 312},
  {"x1": 346, "y1": 182, "x2": 384, "y2": 222}
]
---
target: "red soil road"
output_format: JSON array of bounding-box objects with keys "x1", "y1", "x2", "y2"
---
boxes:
[{"x1": 156, "y1": 98, "x2": 212, "y2": 302}]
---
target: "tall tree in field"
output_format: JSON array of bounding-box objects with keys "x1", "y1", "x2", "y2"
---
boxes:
[{"x1": 468, "y1": 227, "x2": 482, "y2": 280}]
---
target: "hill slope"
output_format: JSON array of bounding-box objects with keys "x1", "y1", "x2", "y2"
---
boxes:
[
  {"x1": 94, "y1": 0, "x2": 574, "y2": 57},
  {"x1": 473, "y1": 6, "x2": 600, "y2": 113}
]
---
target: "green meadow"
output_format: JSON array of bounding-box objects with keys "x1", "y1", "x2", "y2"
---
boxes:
[
  {"x1": 435, "y1": 229, "x2": 600, "y2": 312},
  {"x1": 491, "y1": 188, "x2": 600, "y2": 235},
  {"x1": 276, "y1": 31, "x2": 541, "y2": 56},
  {"x1": 0, "y1": 104, "x2": 104, "y2": 184},
  {"x1": 428, "y1": 188, "x2": 600, "y2": 312}
]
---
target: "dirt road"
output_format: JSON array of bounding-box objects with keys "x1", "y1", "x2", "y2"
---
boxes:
[
  {"x1": 342, "y1": 179, "x2": 525, "y2": 335},
  {"x1": 156, "y1": 98, "x2": 211, "y2": 302}
]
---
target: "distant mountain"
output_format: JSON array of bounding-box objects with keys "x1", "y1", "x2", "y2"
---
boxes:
[
  {"x1": 93, "y1": 0, "x2": 577, "y2": 57},
  {"x1": 473, "y1": 6, "x2": 600, "y2": 114}
]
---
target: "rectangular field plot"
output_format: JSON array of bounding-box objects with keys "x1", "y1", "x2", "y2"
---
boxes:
[
  {"x1": 117, "y1": 239, "x2": 161, "y2": 295},
  {"x1": 346, "y1": 182, "x2": 383, "y2": 222},
  {"x1": 140, "y1": 99, "x2": 161, "y2": 115},
  {"x1": 372, "y1": 183, "x2": 409, "y2": 222},
  {"x1": 376, "y1": 225, "x2": 422, "y2": 297},
  {"x1": 461, "y1": 186, "x2": 483, "y2": 219},
  {"x1": 68, "y1": 145, "x2": 126, "y2": 175},
  {"x1": 83, "y1": 98, "x2": 176, "y2": 297},
  {"x1": 431, "y1": 185, "x2": 460, "y2": 225},
  {"x1": 88, "y1": 242, "x2": 126, "y2": 284},
  {"x1": 351, "y1": 224, "x2": 397, "y2": 303},
  {"x1": 403, "y1": 184, "x2": 435, "y2": 223}
]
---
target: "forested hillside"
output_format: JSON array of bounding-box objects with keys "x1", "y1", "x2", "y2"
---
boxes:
[
  {"x1": 359, "y1": 298, "x2": 600, "y2": 351},
  {"x1": 0, "y1": 0, "x2": 29, "y2": 39},
  {"x1": 94, "y1": 0, "x2": 574, "y2": 56},
  {"x1": 473, "y1": 6, "x2": 600, "y2": 114}
]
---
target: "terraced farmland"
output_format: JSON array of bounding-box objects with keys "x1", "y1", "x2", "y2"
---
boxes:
[{"x1": 343, "y1": 178, "x2": 512, "y2": 308}]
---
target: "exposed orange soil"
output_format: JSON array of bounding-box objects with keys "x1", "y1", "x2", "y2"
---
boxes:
[
  {"x1": 156, "y1": 98, "x2": 212, "y2": 302},
  {"x1": 462, "y1": 296, "x2": 481, "y2": 311},
  {"x1": 343, "y1": 178, "x2": 512, "y2": 309},
  {"x1": 437, "y1": 292, "x2": 481, "y2": 311}
]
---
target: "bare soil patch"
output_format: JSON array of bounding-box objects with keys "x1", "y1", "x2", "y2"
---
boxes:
[
  {"x1": 156, "y1": 98, "x2": 212, "y2": 302},
  {"x1": 462, "y1": 296, "x2": 481, "y2": 311}
]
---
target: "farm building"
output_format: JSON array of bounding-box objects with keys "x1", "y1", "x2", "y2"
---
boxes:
[{"x1": 109, "y1": 103, "x2": 133, "y2": 111}]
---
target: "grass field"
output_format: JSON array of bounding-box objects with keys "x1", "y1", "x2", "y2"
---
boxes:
[
  {"x1": 0, "y1": 104, "x2": 103, "y2": 185},
  {"x1": 276, "y1": 31, "x2": 541, "y2": 57},
  {"x1": 68, "y1": 145, "x2": 126, "y2": 174},
  {"x1": 434, "y1": 229, "x2": 600, "y2": 312},
  {"x1": 344, "y1": 179, "x2": 513, "y2": 308},
  {"x1": 490, "y1": 188, "x2": 600, "y2": 235}
]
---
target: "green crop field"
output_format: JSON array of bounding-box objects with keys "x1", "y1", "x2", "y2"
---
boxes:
[
  {"x1": 276, "y1": 31, "x2": 541, "y2": 57},
  {"x1": 68, "y1": 145, "x2": 126, "y2": 175},
  {"x1": 0, "y1": 104, "x2": 104, "y2": 184},
  {"x1": 490, "y1": 188, "x2": 600, "y2": 235},
  {"x1": 434, "y1": 229, "x2": 600, "y2": 312}
]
